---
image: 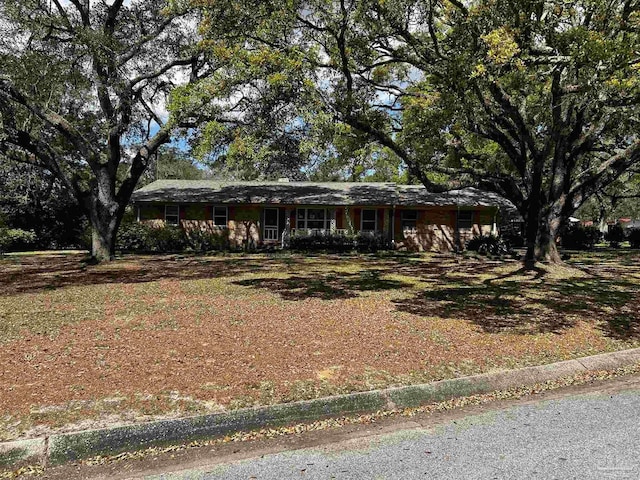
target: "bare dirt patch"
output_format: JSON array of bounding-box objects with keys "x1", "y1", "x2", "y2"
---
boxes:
[{"x1": 1, "y1": 250, "x2": 639, "y2": 440}]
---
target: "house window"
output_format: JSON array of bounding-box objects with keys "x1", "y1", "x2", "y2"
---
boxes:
[
  {"x1": 297, "y1": 208, "x2": 329, "y2": 230},
  {"x1": 212, "y1": 206, "x2": 228, "y2": 227},
  {"x1": 457, "y1": 210, "x2": 474, "y2": 229},
  {"x1": 165, "y1": 205, "x2": 179, "y2": 226},
  {"x1": 361, "y1": 209, "x2": 377, "y2": 232},
  {"x1": 401, "y1": 210, "x2": 418, "y2": 231}
]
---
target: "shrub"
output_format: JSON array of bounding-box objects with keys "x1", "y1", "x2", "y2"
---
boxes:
[
  {"x1": 0, "y1": 228, "x2": 38, "y2": 253},
  {"x1": 355, "y1": 233, "x2": 389, "y2": 252},
  {"x1": 290, "y1": 233, "x2": 356, "y2": 252},
  {"x1": 116, "y1": 222, "x2": 153, "y2": 252},
  {"x1": 148, "y1": 225, "x2": 187, "y2": 252},
  {"x1": 605, "y1": 223, "x2": 626, "y2": 248},
  {"x1": 289, "y1": 232, "x2": 390, "y2": 253},
  {"x1": 466, "y1": 235, "x2": 512, "y2": 256},
  {"x1": 184, "y1": 228, "x2": 229, "y2": 252},
  {"x1": 562, "y1": 224, "x2": 602, "y2": 250},
  {"x1": 628, "y1": 228, "x2": 640, "y2": 249},
  {"x1": 116, "y1": 222, "x2": 188, "y2": 253}
]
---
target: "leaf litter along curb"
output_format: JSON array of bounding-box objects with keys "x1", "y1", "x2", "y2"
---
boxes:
[{"x1": 2, "y1": 363, "x2": 639, "y2": 479}]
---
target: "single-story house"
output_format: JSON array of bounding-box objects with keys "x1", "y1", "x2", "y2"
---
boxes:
[{"x1": 130, "y1": 180, "x2": 512, "y2": 252}]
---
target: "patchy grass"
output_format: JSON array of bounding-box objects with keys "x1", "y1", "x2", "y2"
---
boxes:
[{"x1": 0, "y1": 249, "x2": 639, "y2": 440}]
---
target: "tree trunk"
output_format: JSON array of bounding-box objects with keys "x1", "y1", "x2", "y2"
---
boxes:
[
  {"x1": 88, "y1": 208, "x2": 120, "y2": 261},
  {"x1": 524, "y1": 205, "x2": 567, "y2": 265},
  {"x1": 91, "y1": 224, "x2": 114, "y2": 262},
  {"x1": 524, "y1": 191, "x2": 542, "y2": 268},
  {"x1": 534, "y1": 214, "x2": 563, "y2": 264},
  {"x1": 87, "y1": 176, "x2": 124, "y2": 262}
]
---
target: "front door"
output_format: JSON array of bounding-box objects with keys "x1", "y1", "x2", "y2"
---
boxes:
[{"x1": 263, "y1": 208, "x2": 279, "y2": 241}]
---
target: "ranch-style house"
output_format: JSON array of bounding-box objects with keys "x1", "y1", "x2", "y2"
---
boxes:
[{"x1": 131, "y1": 179, "x2": 511, "y2": 252}]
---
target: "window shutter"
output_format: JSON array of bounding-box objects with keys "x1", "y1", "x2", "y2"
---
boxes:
[
  {"x1": 353, "y1": 208, "x2": 361, "y2": 231},
  {"x1": 335, "y1": 208, "x2": 344, "y2": 229}
]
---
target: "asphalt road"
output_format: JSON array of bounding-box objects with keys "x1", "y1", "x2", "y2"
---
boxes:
[{"x1": 141, "y1": 377, "x2": 640, "y2": 480}]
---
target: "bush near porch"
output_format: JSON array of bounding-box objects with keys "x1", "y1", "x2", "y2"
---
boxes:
[
  {"x1": 0, "y1": 250, "x2": 639, "y2": 441},
  {"x1": 289, "y1": 232, "x2": 389, "y2": 252}
]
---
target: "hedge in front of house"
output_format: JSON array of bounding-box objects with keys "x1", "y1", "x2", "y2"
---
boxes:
[
  {"x1": 116, "y1": 222, "x2": 186, "y2": 252},
  {"x1": 116, "y1": 222, "x2": 223, "y2": 253},
  {"x1": 354, "y1": 233, "x2": 390, "y2": 252},
  {"x1": 289, "y1": 233, "x2": 355, "y2": 252},
  {"x1": 289, "y1": 233, "x2": 389, "y2": 253},
  {"x1": 628, "y1": 228, "x2": 640, "y2": 249},
  {"x1": 562, "y1": 224, "x2": 602, "y2": 250},
  {"x1": 184, "y1": 228, "x2": 229, "y2": 252}
]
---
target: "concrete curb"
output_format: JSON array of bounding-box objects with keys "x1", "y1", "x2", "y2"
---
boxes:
[{"x1": 3, "y1": 348, "x2": 640, "y2": 468}]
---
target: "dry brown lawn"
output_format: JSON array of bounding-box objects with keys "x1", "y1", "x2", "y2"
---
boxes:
[{"x1": 1, "y1": 249, "x2": 639, "y2": 440}]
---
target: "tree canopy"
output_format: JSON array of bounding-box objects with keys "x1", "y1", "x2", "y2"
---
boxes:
[
  {"x1": 0, "y1": 0, "x2": 212, "y2": 260},
  {"x1": 138, "y1": 146, "x2": 208, "y2": 187},
  {"x1": 3, "y1": 0, "x2": 640, "y2": 262},
  {"x1": 190, "y1": 0, "x2": 640, "y2": 263}
]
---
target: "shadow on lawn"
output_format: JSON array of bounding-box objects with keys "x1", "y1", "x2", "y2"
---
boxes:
[
  {"x1": 232, "y1": 254, "x2": 509, "y2": 301},
  {"x1": 393, "y1": 273, "x2": 640, "y2": 339},
  {"x1": 0, "y1": 253, "x2": 282, "y2": 295},
  {"x1": 0, "y1": 251, "x2": 427, "y2": 296},
  {"x1": 234, "y1": 269, "x2": 410, "y2": 300},
  {"x1": 0, "y1": 250, "x2": 490, "y2": 296}
]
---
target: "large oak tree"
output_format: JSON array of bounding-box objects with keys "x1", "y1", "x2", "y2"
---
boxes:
[
  {"x1": 0, "y1": 0, "x2": 212, "y2": 261},
  {"x1": 193, "y1": 0, "x2": 640, "y2": 264}
]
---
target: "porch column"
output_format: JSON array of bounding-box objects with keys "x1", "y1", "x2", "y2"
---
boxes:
[
  {"x1": 345, "y1": 205, "x2": 354, "y2": 234},
  {"x1": 491, "y1": 208, "x2": 498, "y2": 236},
  {"x1": 282, "y1": 208, "x2": 291, "y2": 248},
  {"x1": 330, "y1": 208, "x2": 337, "y2": 233}
]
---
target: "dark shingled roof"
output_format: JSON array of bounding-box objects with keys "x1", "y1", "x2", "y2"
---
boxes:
[
  {"x1": 396, "y1": 185, "x2": 512, "y2": 208},
  {"x1": 131, "y1": 180, "x2": 512, "y2": 208}
]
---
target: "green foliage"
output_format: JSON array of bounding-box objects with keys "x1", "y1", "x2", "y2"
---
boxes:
[
  {"x1": 354, "y1": 233, "x2": 389, "y2": 252},
  {"x1": 184, "y1": 228, "x2": 230, "y2": 252},
  {"x1": 152, "y1": 226, "x2": 189, "y2": 253},
  {"x1": 0, "y1": 1, "x2": 214, "y2": 260},
  {"x1": 562, "y1": 225, "x2": 602, "y2": 251},
  {"x1": 116, "y1": 223, "x2": 187, "y2": 253},
  {"x1": 0, "y1": 228, "x2": 37, "y2": 253},
  {"x1": 174, "y1": 0, "x2": 407, "y2": 183},
  {"x1": 187, "y1": 0, "x2": 640, "y2": 261},
  {"x1": 605, "y1": 223, "x2": 626, "y2": 248},
  {"x1": 466, "y1": 235, "x2": 513, "y2": 256},
  {"x1": 116, "y1": 222, "x2": 155, "y2": 252},
  {"x1": 576, "y1": 173, "x2": 640, "y2": 223},
  {"x1": 138, "y1": 147, "x2": 208, "y2": 188},
  {"x1": 117, "y1": 222, "x2": 229, "y2": 253},
  {"x1": 290, "y1": 233, "x2": 356, "y2": 252},
  {"x1": 500, "y1": 231, "x2": 525, "y2": 248},
  {"x1": 628, "y1": 229, "x2": 640, "y2": 249},
  {"x1": 0, "y1": 160, "x2": 87, "y2": 249},
  {"x1": 289, "y1": 232, "x2": 389, "y2": 253}
]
